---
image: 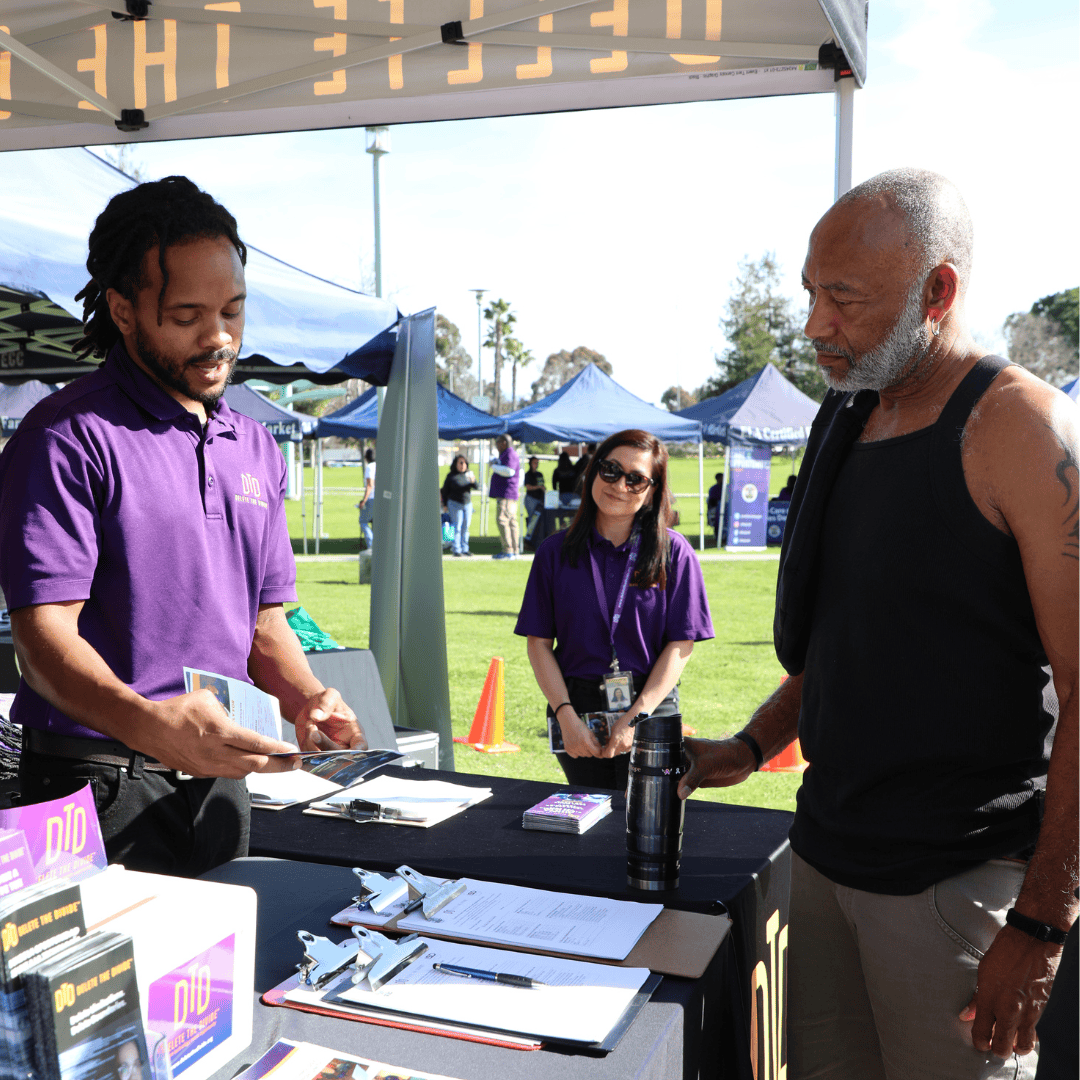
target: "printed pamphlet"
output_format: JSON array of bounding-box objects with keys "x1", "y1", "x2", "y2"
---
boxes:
[{"x1": 522, "y1": 792, "x2": 613, "y2": 835}]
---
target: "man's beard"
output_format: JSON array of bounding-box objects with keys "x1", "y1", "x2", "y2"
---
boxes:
[
  {"x1": 133, "y1": 321, "x2": 238, "y2": 407},
  {"x1": 812, "y1": 283, "x2": 933, "y2": 393}
]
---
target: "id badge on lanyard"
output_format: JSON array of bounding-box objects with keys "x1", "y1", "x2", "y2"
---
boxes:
[{"x1": 590, "y1": 532, "x2": 640, "y2": 713}]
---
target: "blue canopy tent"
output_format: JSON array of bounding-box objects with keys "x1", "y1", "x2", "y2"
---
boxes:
[
  {"x1": 1061, "y1": 377, "x2": 1078, "y2": 401},
  {"x1": 318, "y1": 382, "x2": 509, "y2": 441},
  {"x1": 0, "y1": 380, "x2": 58, "y2": 435},
  {"x1": 0, "y1": 148, "x2": 400, "y2": 386},
  {"x1": 503, "y1": 364, "x2": 705, "y2": 548},
  {"x1": 223, "y1": 383, "x2": 317, "y2": 443},
  {"x1": 677, "y1": 363, "x2": 823, "y2": 546},
  {"x1": 676, "y1": 362, "x2": 821, "y2": 445}
]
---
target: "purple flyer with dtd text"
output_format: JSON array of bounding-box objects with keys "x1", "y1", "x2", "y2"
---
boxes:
[
  {"x1": 0, "y1": 782, "x2": 107, "y2": 884},
  {"x1": 148, "y1": 933, "x2": 236, "y2": 1075},
  {"x1": 0, "y1": 827, "x2": 36, "y2": 897}
]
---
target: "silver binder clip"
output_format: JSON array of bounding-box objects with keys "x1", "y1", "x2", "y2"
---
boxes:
[
  {"x1": 296, "y1": 930, "x2": 360, "y2": 989},
  {"x1": 351, "y1": 925, "x2": 428, "y2": 991},
  {"x1": 351, "y1": 867, "x2": 407, "y2": 915},
  {"x1": 396, "y1": 865, "x2": 466, "y2": 919}
]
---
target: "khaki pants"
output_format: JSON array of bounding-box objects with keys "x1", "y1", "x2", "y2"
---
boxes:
[
  {"x1": 496, "y1": 497, "x2": 519, "y2": 554},
  {"x1": 789, "y1": 851, "x2": 1036, "y2": 1080}
]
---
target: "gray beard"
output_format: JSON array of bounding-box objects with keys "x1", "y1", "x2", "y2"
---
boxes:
[{"x1": 815, "y1": 286, "x2": 934, "y2": 393}]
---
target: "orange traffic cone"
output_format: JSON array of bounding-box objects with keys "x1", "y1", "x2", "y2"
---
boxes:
[
  {"x1": 759, "y1": 673, "x2": 807, "y2": 771},
  {"x1": 761, "y1": 738, "x2": 808, "y2": 773},
  {"x1": 453, "y1": 657, "x2": 519, "y2": 754}
]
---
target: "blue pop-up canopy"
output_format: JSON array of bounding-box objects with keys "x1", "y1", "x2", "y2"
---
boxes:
[
  {"x1": 0, "y1": 147, "x2": 400, "y2": 385},
  {"x1": 677, "y1": 363, "x2": 821, "y2": 445},
  {"x1": 1061, "y1": 376, "x2": 1079, "y2": 401},
  {"x1": 504, "y1": 364, "x2": 701, "y2": 444},
  {"x1": 222, "y1": 383, "x2": 317, "y2": 442},
  {"x1": 318, "y1": 382, "x2": 509, "y2": 440}
]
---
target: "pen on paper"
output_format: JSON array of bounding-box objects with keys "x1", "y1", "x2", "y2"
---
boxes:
[{"x1": 431, "y1": 963, "x2": 547, "y2": 988}]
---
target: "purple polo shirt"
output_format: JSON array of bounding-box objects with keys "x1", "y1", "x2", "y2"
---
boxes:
[
  {"x1": 488, "y1": 444, "x2": 520, "y2": 500},
  {"x1": 515, "y1": 527, "x2": 714, "y2": 681},
  {"x1": 0, "y1": 343, "x2": 297, "y2": 739}
]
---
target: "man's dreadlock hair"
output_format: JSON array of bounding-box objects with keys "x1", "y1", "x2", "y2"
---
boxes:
[{"x1": 74, "y1": 175, "x2": 246, "y2": 360}]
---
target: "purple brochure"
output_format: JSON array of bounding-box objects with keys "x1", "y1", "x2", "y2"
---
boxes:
[
  {"x1": 0, "y1": 782, "x2": 107, "y2": 884},
  {"x1": 147, "y1": 933, "x2": 235, "y2": 1075},
  {"x1": 0, "y1": 827, "x2": 37, "y2": 896}
]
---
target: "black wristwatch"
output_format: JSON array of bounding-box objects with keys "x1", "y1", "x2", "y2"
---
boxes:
[{"x1": 1005, "y1": 908, "x2": 1070, "y2": 946}]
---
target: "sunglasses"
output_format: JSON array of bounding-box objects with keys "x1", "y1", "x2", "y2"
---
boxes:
[{"x1": 597, "y1": 458, "x2": 657, "y2": 495}]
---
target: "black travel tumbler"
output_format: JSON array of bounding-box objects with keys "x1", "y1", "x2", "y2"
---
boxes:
[{"x1": 625, "y1": 712, "x2": 686, "y2": 890}]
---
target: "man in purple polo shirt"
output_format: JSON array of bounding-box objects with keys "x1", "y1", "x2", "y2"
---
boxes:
[
  {"x1": 0, "y1": 176, "x2": 366, "y2": 876},
  {"x1": 488, "y1": 434, "x2": 521, "y2": 560}
]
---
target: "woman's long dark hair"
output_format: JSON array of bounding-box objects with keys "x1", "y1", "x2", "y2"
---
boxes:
[{"x1": 562, "y1": 429, "x2": 674, "y2": 588}]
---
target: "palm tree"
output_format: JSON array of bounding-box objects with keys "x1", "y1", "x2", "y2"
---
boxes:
[
  {"x1": 482, "y1": 298, "x2": 515, "y2": 414},
  {"x1": 505, "y1": 336, "x2": 534, "y2": 412}
]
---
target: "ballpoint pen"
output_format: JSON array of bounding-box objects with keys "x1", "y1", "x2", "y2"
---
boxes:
[{"x1": 431, "y1": 963, "x2": 547, "y2": 988}]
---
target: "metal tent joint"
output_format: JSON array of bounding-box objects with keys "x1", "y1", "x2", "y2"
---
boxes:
[
  {"x1": 112, "y1": 1, "x2": 151, "y2": 20},
  {"x1": 818, "y1": 41, "x2": 853, "y2": 81},
  {"x1": 116, "y1": 109, "x2": 149, "y2": 132},
  {"x1": 440, "y1": 21, "x2": 467, "y2": 45}
]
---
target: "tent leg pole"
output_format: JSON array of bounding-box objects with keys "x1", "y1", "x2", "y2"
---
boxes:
[
  {"x1": 315, "y1": 439, "x2": 321, "y2": 556},
  {"x1": 719, "y1": 446, "x2": 732, "y2": 551},
  {"x1": 834, "y1": 78, "x2": 855, "y2": 200},
  {"x1": 698, "y1": 441, "x2": 704, "y2": 552},
  {"x1": 301, "y1": 441, "x2": 308, "y2": 556}
]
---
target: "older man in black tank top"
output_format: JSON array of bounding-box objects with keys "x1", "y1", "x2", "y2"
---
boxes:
[{"x1": 679, "y1": 169, "x2": 1077, "y2": 1080}]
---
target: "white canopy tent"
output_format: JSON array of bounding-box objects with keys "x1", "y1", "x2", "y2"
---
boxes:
[{"x1": 0, "y1": 0, "x2": 865, "y2": 778}]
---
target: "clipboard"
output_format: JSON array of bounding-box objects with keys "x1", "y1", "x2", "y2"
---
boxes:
[{"x1": 379, "y1": 905, "x2": 731, "y2": 980}]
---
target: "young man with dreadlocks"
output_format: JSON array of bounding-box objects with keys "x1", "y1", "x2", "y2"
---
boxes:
[{"x1": 0, "y1": 176, "x2": 366, "y2": 876}]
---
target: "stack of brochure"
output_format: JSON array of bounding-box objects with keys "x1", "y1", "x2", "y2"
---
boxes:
[
  {"x1": 523, "y1": 791, "x2": 613, "y2": 834},
  {"x1": 23, "y1": 930, "x2": 147, "y2": 1080},
  {"x1": 0, "y1": 878, "x2": 87, "y2": 1080}
]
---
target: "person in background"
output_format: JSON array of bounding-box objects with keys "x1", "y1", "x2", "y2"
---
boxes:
[
  {"x1": 706, "y1": 471, "x2": 724, "y2": 545},
  {"x1": 441, "y1": 454, "x2": 477, "y2": 557},
  {"x1": 573, "y1": 442, "x2": 596, "y2": 493},
  {"x1": 489, "y1": 434, "x2": 521, "y2": 560},
  {"x1": 359, "y1": 447, "x2": 376, "y2": 550},
  {"x1": 775, "y1": 473, "x2": 797, "y2": 501},
  {"x1": 552, "y1": 450, "x2": 578, "y2": 506},
  {"x1": 516, "y1": 429, "x2": 714, "y2": 790},
  {"x1": 523, "y1": 455, "x2": 546, "y2": 546}
]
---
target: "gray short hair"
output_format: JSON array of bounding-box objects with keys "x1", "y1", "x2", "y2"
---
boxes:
[{"x1": 838, "y1": 168, "x2": 973, "y2": 289}]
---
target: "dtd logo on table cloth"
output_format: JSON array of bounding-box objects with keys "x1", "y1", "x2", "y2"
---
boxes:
[{"x1": 750, "y1": 908, "x2": 789, "y2": 1080}]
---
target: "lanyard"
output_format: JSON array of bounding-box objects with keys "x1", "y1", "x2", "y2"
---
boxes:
[{"x1": 589, "y1": 530, "x2": 641, "y2": 671}]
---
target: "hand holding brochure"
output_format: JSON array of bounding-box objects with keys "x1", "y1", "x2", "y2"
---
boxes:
[
  {"x1": 246, "y1": 749, "x2": 404, "y2": 810},
  {"x1": 184, "y1": 667, "x2": 282, "y2": 741}
]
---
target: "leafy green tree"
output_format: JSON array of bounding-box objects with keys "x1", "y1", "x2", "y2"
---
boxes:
[
  {"x1": 702, "y1": 254, "x2": 822, "y2": 402},
  {"x1": 1031, "y1": 289, "x2": 1079, "y2": 357},
  {"x1": 435, "y1": 314, "x2": 476, "y2": 398},
  {"x1": 661, "y1": 385, "x2": 696, "y2": 412},
  {"x1": 530, "y1": 346, "x2": 612, "y2": 402},
  {"x1": 483, "y1": 298, "x2": 516, "y2": 414},
  {"x1": 505, "y1": 336, "x2": 534, "y2": 412}
]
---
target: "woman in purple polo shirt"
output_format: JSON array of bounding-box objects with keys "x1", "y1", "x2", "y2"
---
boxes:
[{"x1": 515, "y1": 429, "x2": 714, "y2": 790}]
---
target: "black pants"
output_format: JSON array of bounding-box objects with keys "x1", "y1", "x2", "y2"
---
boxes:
[
  {"x1": 19, "y1": 748, "x2": 249, "y2": 877},
  {"x1": 550, "y1": 675, "x2": 680, "y2": 792}
]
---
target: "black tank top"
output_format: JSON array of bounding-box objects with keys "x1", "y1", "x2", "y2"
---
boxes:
[{"x1": 790, "y1": 357, "x2": 1053, "y2": 894}]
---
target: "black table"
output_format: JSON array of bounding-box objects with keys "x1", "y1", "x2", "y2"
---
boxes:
[
  {"x1": 243, "y1": 767, "x2": 793, "y2": 1079},
  {"x1": 531, "y1": 505, "x2": 577, "y2": 546}
]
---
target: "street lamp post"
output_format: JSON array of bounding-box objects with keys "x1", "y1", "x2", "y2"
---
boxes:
[
  {"x1": 367, "y1": 127, "x2": 390, "y2": 422},
  {"x1": 469, "y1": 288, "x2": 488, "y2": 534}
]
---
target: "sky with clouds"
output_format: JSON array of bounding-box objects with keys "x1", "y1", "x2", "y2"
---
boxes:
[{"x1": 103, "y1": 0, "x2": 1078, "y2": 405}]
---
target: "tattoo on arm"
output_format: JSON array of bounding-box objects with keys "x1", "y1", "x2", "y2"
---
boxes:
[{"x1": 1049, "y1": 425, "x2": 1079, "y2": 561}]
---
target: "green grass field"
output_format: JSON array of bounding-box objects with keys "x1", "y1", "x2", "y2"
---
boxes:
[
  {"x1": 292, "y1": 554, "x2": 803, "y2": 814},
  {"x1": 286, "y1": 451, "x2": 803, "y2": 555}
]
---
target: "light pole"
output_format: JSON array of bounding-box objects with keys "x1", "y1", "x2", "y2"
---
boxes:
[
  {"x1": 469, "y1": 288, "x2": 488, "y2": 535},
  {"x1": 367, "y1": 126, "x2": 390, "y2": 421}
]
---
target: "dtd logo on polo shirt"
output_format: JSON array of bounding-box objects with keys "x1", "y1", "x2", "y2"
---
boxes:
[{"x1": 236, "y1": 473, "x2": 268, "y2": 509}]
